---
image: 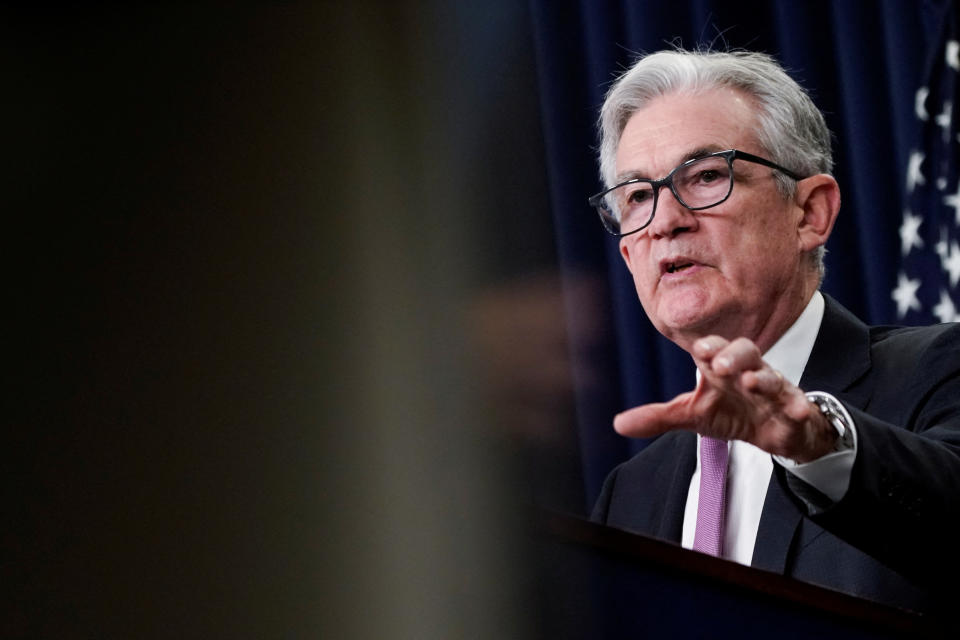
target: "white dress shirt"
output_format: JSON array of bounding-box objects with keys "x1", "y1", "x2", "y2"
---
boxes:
[{"x1": 680, "y1": 291, "x2": 857, "y2": 565}]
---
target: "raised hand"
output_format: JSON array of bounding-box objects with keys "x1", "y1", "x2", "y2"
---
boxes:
[{"x1": 613, "y1": 336, "x2": 837, "y2": 463}]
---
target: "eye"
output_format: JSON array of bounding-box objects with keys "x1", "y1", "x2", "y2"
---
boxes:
[
  {"x1": 620, "y1": 181, "x2": 655, "y2": 205},
  {"x1": 678, "y1": 156, "x2": 730, "y2": 189},
  {"x1": 695, "y1": 169, "x2": 723, "y2": 184}
]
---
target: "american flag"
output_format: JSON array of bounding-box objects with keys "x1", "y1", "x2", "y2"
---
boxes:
[{"x1": 896, "y1": 4, "x2": 960, "y2": 324}]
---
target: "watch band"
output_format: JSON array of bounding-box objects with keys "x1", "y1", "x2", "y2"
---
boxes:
[{"x1": 805, "y1": 391, "x2": 855, "y2": 452}]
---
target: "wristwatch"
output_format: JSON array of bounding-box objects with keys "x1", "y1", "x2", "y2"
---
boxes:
[{"x1": 805, "y1": 391, "x2": 855, "y2": 453}]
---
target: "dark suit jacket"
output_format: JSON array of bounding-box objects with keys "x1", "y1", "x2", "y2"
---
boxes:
[{"x1": 591, "y1": 295, "x2": 960, "y2": 614}]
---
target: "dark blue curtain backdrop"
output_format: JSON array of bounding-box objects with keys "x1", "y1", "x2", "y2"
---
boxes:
[{"x1": 529, "y1": 0, "x2": 950, "y2": 513}]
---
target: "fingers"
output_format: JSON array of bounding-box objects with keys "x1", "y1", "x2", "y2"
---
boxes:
[
  {"x1": 742, "y1": 367, "x2": 785, "y2": 396},
  {"x1": 694, "y1": 336, "x2": 764, "y2": 377},
  {"x1": 694, "y1": 336, "x2": 790, "y2": 398},
  {"x1": 613, "y1": 393, "x2": 693, "y2": 438},
  {"x1": 781, "y1": 389, "x2": 816, "y2": 423},
  {"x1": 613, "y1": 335, "x2": 808, "y2": 453},
  {"x1": 691, "y1": 335, "x2": 729, "y2": 368}
]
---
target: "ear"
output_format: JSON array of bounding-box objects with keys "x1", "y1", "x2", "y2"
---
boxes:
[
  {"x1": 619, "y1": 239, "x2": 634, "y2": 272},
  {"x1": 794, "y1": 174, "x2": 841, "y2": 253}
]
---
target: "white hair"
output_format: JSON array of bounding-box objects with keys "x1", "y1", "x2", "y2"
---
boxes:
[{"x1": 597, "y1": 48, "x2": 833, "y2": 275}]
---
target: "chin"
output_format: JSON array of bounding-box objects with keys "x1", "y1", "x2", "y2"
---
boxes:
[
  {"x1": 650, "y1": 311, "x2": 708, "y2": 344},
  {"x1": 661, "y1": 315, "x2": 712, "y2": 338},
  {"x1": 654, "y1": 292, "x2": 716, "y2": 329}
]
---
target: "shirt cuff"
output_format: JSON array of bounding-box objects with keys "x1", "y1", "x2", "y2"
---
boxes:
[{"x1": 773, "y1": 392, "x2": 858, "y2": 503}]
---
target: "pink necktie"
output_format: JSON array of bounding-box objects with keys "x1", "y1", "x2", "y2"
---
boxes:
[{"x1": 692, "y1": 436, "x2": 729, "y2": 557}]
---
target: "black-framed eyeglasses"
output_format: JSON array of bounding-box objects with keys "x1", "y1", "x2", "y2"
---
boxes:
[{"x1": 587, "y1": 149, "x2": 805, "y2": 237}]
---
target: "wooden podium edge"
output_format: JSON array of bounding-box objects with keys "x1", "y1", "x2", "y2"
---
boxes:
[{"x1": 536, "y1": 510, "x2": 947, "y2": 637}]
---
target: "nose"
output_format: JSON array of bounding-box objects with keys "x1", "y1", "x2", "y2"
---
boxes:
[{"x1": 647, "y1": 186, "x2": 699, "y2": 239}]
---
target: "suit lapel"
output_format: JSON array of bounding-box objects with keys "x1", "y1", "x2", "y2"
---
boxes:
[
  {"x1": 798, "y1": 294, "x2": 872, "y2": 404},
  {"x1": 752, "y1": 467, "x2": 804, "y2": 572},
  {"x1": 752, "y1": 295, "x2": 874, "y2": 571}
]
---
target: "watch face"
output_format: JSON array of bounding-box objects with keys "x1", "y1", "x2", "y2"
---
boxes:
[{"x1": 806, "y1": 392, "x2": 853, "y2": 450}]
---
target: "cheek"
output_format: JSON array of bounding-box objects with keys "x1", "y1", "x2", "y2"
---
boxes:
[
  {"x1": 736, "y1": 209, "x2": 797, "y2": 257},
  {"x1": 621, "y1": 242, "x2": 656, "y2": 286},
  {"x1": 728, "y1": 224, "x2": 798, "y2": 288}
]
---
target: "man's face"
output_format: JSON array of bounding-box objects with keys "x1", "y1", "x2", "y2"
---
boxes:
[{"x1": 616, "y1": 88, "x2": 807, "y2": 351}]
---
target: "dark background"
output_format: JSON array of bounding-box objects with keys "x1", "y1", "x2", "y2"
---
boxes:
[
  {"x1": 5, "y1": 4, "x2": 557, "y2": 637},
  {"x1": 4, "y1": 2, "x2": 948, "y2": 637}
]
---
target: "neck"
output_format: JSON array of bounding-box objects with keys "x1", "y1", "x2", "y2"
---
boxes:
[{"x1": 674, "y1": 278, "x2": 819, "y2": 356}]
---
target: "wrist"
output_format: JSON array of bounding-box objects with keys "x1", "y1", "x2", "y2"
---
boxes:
[
  {"x1": 797, "y1": 391, "x2": 855, "y2": 463},
  {"x1": 795, "y1": 404, "x2": 839, "y2": 463}
]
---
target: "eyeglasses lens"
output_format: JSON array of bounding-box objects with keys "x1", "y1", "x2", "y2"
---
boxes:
[{"x1": 601, "y1": 155, "x2": 734, "y2": 236}]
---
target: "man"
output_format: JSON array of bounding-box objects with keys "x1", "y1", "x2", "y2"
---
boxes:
[{"x1": 588, "y1": 49, "x2": 960, "y2": 614}]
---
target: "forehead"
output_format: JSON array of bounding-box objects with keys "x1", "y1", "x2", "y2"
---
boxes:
[{"x1": 614, "y1": 87, "x2": 760, "y2": 180}]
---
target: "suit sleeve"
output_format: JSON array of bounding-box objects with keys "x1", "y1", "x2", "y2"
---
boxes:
[
  {"x1": 804, "y1": 323, "x2": 960, "y2": 589},
  {"x1": 590, "y1": 464, "x2": 620, "y2": 524}
]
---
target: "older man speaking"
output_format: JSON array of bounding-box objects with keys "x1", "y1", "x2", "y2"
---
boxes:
[{"x1": 589, "y1": 49, "x2": 960, "y2": 614}]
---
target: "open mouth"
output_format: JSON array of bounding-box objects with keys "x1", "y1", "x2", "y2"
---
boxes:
[{"x1": 664, "y1": 261, "x2": 695, "y2": 274}]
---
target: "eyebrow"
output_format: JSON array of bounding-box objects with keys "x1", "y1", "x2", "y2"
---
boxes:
[{"x1": 614, "y1": 145, "x2": 728, "y2": 184}]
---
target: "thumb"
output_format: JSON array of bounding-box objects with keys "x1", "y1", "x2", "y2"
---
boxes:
[{"x1": 613, "y1": 393, "x2": 694, "y2": 438}]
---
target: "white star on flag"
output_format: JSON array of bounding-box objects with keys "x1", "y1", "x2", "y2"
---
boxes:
[
  {"x1": 945, "y1": 241, "x2": 960, "y2": 287},
  {"x1": 899, "y1": 20, "x2": 960, "y2": 326},
  {"x1": 933, "y1": 289, "x2": 959, "y2": 322},
  {"x1": 944, "y1": 184, "x2": 960, "y2": 224},
  {"x1": 899, "y1": 209, "x2": 925, "y2": 255},
  {"x1": 937, "y1": 226, "x2": 950, "y2": 259},
  {"x1": 948, "y1": 40, "x2": 960, "y2": 71},
  {"x1": 938, "y1": 101, "x2": 954, "y2": 141},
  {"x1": 892, "y1": 272, "x2": 922, "y2": 318},
  {"x1": 916, "y1": 86, "x2": 930, "y2": 120},
  {"x1": 906, "y1": 150, "x2": 926, "y2": 193}
]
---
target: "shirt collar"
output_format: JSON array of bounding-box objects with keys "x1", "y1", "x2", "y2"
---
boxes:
[
  {"x1": 760, "y1": 290, "x2": 824, "y2": 387},
  {"x1": 693, "y1": 291, "x2": 825, "y2": 387}
]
